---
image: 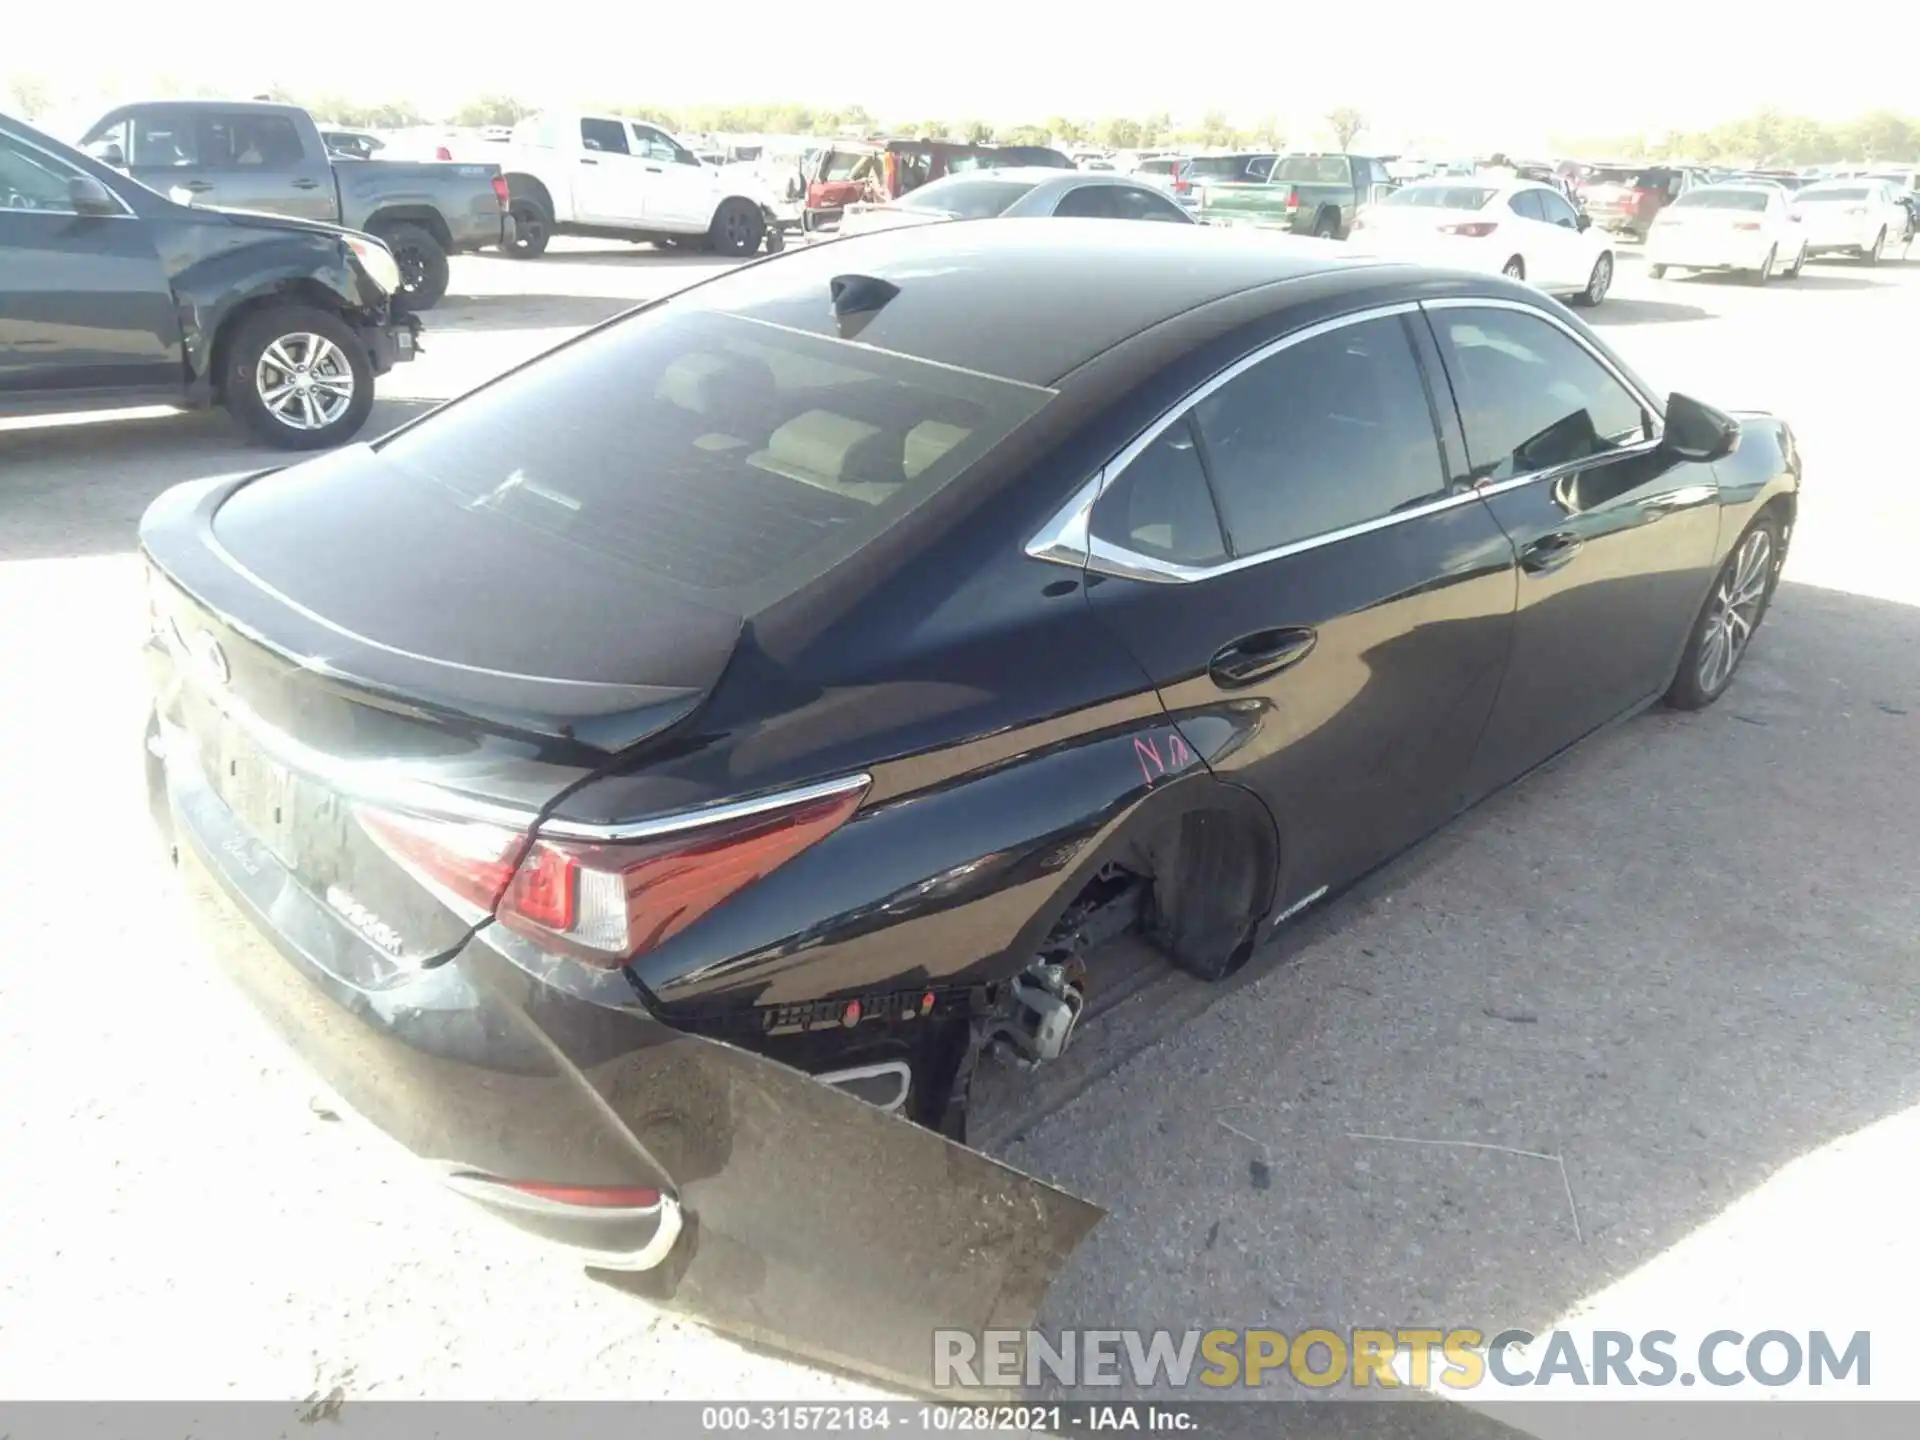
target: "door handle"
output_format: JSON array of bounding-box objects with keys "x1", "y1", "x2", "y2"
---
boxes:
[
  {"x1": 290, "y1": 178, "x2": 321, "y2": 190},
  {"x1": 1520, "y1": 531, "x2": 1584, "y2": 574},
  {"x1": 1208, "y1": 627, "x2": 1317, "y2": 689},
  {"x1": 1639, "y1": 484, "x2": 1717, "y2": 515},
  {"x1": 643, "y1": 165, "x2": 663, "y2": 173},
  {"x1": 579, "y1": 157, "x2": 599, "y2": 166}
]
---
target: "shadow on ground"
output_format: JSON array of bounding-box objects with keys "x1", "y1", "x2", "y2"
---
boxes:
[
  {"x1": 0, "y1": 398, "x2": 437, "y2": 562},
  {"x1": 1001, "y1": 579, "x2": 1920, "y2": 1402},
  {"x1": 1586, "y1": 297, "x2": 1716, "y2": 326}
]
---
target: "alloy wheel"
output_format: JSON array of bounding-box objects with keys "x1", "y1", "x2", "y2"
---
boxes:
[
  {"x1": 1588, "y1": 253, "x2": 1612, "y2": 302},
  {"x1": 255, "y1": 333, "x2": 355, "y2": 432},
  {"x1": 1696, "y1": 527, "x2": 1773, "y2": 694}
]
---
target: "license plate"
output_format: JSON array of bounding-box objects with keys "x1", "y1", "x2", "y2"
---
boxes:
[
  {"x1": 395, "y1": 329, "x2": 414, "y2": 355},
  {"x1": 210, "y1": 724, "x2": 344, "y2": 872}
]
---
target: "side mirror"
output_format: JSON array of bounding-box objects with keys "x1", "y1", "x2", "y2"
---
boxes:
[
  {"x1": 1575, "y1": 211, "x2": 1592, "y2": 232},
  {"x1": 1663, "y1": 391, "x2": 1741, "y2": 464},
  {"x1": 69, "y1": 175, "x2": 122, "y2": 217}
]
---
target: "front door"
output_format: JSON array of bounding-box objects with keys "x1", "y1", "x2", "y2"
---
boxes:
[
  {"x1": 0, "y1": 132, "x2": 178, "y2": 398},
  {"x1": 1421, "y1": 301, "x2": 1722, "y2": 795},
  {"x1": 573, "y1": 117, "x2": 653, "y2": 226},
  {"x1": 1082, "y1": 307, "x2": 1518, "y2": 913},
  {"x1": 630, "y1": 123, "x2": 711, "y2": 230}
]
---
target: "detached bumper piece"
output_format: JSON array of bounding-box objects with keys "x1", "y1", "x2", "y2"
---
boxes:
[
  {"x1": 158, "y1": 744, "x2": 1101, "y2": 1395},
  {"x1": 361, "y1": 310, "x2": 422, "y2": 375}
]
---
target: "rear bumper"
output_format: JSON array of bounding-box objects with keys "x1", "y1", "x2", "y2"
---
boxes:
[
  {"x1": 1645, "y1": 236, "x2": 1776, "y2": 271},
  {"x1": 146, "y1": 712, "x2": 1099, "y2": 1391}
]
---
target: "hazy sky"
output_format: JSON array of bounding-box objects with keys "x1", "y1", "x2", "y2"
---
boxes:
[{"x1": 10, "y1": 1, "x2": 1909, "y2": 148}]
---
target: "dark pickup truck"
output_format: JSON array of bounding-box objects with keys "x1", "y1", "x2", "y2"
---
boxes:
[
  {"x1": 1193, "y1": 152, "x2": 1398, "y2": 238},
  {"x1": 78, "y1": 100, "x2": 508, "y2": 309},
  {"x1": 2, "y1": 110, "x2": 417, "y2": 449}
]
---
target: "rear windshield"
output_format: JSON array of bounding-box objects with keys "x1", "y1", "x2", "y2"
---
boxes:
[
  {"x1": 898, "y1": 177, "x2": 1037, "y2": 216},
  {"x1": 1589, "y1": 167, "x2": 1668, "y2": 187},
  {"x1": 364, "y1": 310, "x2": 1052, "y2": 608},
  {"x1": 1272, "y1": 155, "x2": 1352, "y2": 184},
  {"x1": 1670, "y1": 187, "x2": 1771, "y2": 212},
  {"x1": 1796, "y1": 186, "x2": 1867, "y2": 202},
  {"x1": 1183, "y1": 155, "x2": 1262, "y2": 181},
  {"x1": 1384, "y1": 184, "x2": 1495, "y2": 209}
]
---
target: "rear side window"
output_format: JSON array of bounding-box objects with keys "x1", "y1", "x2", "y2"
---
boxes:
[
  {"x1": 1672, "y1": 188, "x2": 1771, "y2": 212},
  {"x1": 1188, "y1": 315, "x2": 1448, "y2": 555},
  {"x1": 1433, "y1": 309, "x2": 1649, "y2": 482},
  {"x1": 1796, "y1": 187, "x2": 1868, "y2": 203},
  {"x1": 355, "y1": 310, "x2": 1052, "y2": 608},
  {"x1": 580, "y1": 118, "x2": 630, "y2": 155},
  {"x1": 1090, "y1": 419, "x2": 1227, "y2": 566},
  {"x1": 1508, "y1": 189, "x2": 1548, "y2": 221},
  {"x1": 199, "y1": 113, "x2": 306, "y2": 168},
  {"x1": 1107, "y1": 186, "x2": 1192, "y2": 222},
  {"x1": 1386, "y1": 185, "x2": 1495, "y2": 209},
  {"x1": 1272, "y1": 155, "x2": 1352, "y2": 185}
]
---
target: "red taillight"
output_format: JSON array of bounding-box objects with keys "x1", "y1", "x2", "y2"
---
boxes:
[
  {"x1": 1733, "y1": 221, "x2": 1762, "y2": 231},
  {"x1": 491, "y1": 175, "x2": 510, "y2": 210},
  {"x1": 495, "y1": 1180, "x2": 662, "y2": 1209},
  {"x1": 1172, "y1": 174, "x2": 1190, "y2": 193},
  {"x1": 1284, "y1": 187, "x2": 1299, "y2": 211},
  {"x1": 434, "y1": 145, "x2": 452, "y2": 162},
  {"x1": 358, "y1": 780, "x2": 869, "y2": 967},
  {"x1": 1439, "y1": 221, "x2": 1499, "y2": 237}
]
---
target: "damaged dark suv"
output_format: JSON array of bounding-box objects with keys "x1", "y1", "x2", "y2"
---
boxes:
[{"x1": 143, "y1": 222, "x2": 1797, "y2": 1387}]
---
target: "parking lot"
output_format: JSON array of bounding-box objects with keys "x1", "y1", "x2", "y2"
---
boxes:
[{"x1": 4, "y1": 236, "x2": 1919, "y2": 1410}]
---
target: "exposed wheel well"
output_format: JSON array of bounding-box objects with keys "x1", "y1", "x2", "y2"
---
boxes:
[
  {"x1": 1015, "y1": 780, "x2": 1279, "y2": 988},
  {"x1": 207, "y1": 282, "x2": 352, "y2": 400},
  {"x1": 362, "y1": 206, "x2": 452, "y2": 252}
]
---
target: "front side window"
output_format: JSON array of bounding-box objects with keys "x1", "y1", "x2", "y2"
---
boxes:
[
  {"x1": 1433, "y1": 308, "x2": 1649, "y2": 482},
  {"x1": 1536, "y1": 190, "x2": 1582, "y2": 228},
  {"x1": 1107, "y1": 186, "x2": 1192, "y2": 222},
  {"x1": 1189, "y1": 315, "x2": 1449, "y2": 555},
  {"x1": 631, "y1": 126, "x2": 690, "y2": 164},
  {"x1": 0, "y1": 133, "x2": 81, "y2": 210}
]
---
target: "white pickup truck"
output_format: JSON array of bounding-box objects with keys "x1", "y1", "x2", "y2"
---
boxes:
[{"x1": 486, "y1": 112, "x2": 788, "y2": 258}]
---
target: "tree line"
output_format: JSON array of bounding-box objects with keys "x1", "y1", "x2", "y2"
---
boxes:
[
  {"x1": 6, "y1": 70, "x2": 1914, "y2": 164},
  {"x1": 1556, "y1": 108, "x2": 1920, "y2": 166}
]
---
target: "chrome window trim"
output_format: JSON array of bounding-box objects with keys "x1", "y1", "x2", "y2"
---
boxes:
[
  {"x1": 1, "y1": 127, "x2": 137, "y2": 219},
  {"x1": 1022, "y1": 293, "x2": 1677, "y2": 586}
]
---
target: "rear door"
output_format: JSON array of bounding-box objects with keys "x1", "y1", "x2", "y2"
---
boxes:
[
  {"x1": 1422, "y1": 300, "x2": 1721, "y2": 795},
  {"x1": 0, "y1": 129, "x2": 179, "y2": 398},
  {"x1": 573, "y1": 116, "x2": 650, "y2": 224},
  {"x1": 1533, "y1": 186, "x2": 1597, "y2": 287},
  {"x1": 1505, "y1": 188, "x2": 1565, "y2": 285},
  {"x1": 1082, "y1": 306, "x2": 1518, "y2": 913},
  {"x1": 190, "y1": 110, "x2": 339, "y2": 221}
]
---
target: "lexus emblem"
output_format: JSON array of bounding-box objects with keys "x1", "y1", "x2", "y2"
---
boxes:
[{"x1": 192, "y1": 631, "x2": 231, "y2": 689}]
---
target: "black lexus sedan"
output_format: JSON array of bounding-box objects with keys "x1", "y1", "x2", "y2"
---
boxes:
[{"x1": 143, "y1": 222, "x2": 1798, "y2": 1389}]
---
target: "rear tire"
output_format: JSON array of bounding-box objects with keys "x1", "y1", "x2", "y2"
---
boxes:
[
  {"x1": 1570, "y1": 251, "x2": 1613, "y2": 307},
  {"x1": 1784, "y1": 243, "x2": 1806, "y2": 278},
  {"x1": 1749, "y1": 245, "x2": 1776, "y2": 285},
  {"x1": 1648, "y1": 263, "x2": 1667, "y2": 278},
  {"x1": 708, "y1": 198, "x2": 764, "y2": 258},
  {"x1": 373, "y1": 221, "x2": 450, "y2": 311},
  {"x1": 222, "y1": 304, "x2": 375, "y2": 451},
  {"x1": 1861, "y1": 227, "x2": 1886, "y2": 265},
  {"x1": 1312, "y1": 211, "x2": 1339, "y2": 239},
  {"x1": 1501, "y1": 255, "x2": 1526, "y2": 281},
  {"x1": 503, "y1": 199, "x2": 551, "y2": 258}
]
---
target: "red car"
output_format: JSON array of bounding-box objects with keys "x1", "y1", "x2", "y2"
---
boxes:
[{"x1": 1578, "y1": 164, "x2": 1699, "y2": 241}]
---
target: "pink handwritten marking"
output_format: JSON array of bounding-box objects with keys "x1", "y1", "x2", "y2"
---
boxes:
[
  {"x1": 1166, "y1": 731, "x2": 1194, "y2": 768},
  {"x1": 1133, "y1": 735, "x2": 1166, "y2": 785}
]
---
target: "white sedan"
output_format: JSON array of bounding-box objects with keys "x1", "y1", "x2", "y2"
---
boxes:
[
  {"x1": 1645, "y1": 183, "x2": 1807, "y2": 283},
  {"x1": 1349, "y1": 177, "x2": 1615, "y2": 306},
  {"x1": 1791, "y1": 179, "x2": 1911, "y2": 263}
]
